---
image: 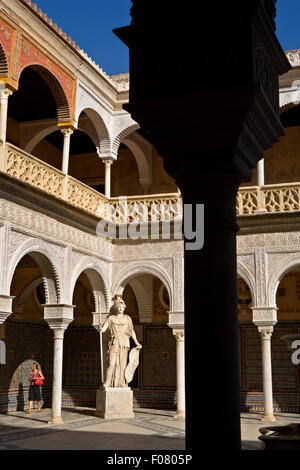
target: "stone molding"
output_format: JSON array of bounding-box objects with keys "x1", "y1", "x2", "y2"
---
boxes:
[
  {"x1": 0, "y1": 294, "x2": 14, "y2": 323},
  {"x1": 43, "y1": 304, "x2": 75, "y2": 329},
  {"x1": 252, "y1": 307, "x2": 278, "y2": 326},
  {"x1": 167, "y1": 311, "x2": 184, "y2": 330}
]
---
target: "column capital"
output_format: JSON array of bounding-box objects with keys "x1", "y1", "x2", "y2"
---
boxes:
[
  {"x1": 43, "y1": 304, "x2": 75, "y2": 330},
  {"x1": 173, "y1": 329, "x2": 184, "y2": 342},
  {"x1": 0, "y1": 87, "x2": 13, "y2": 101},
  {"x1": 257, "y1": 325, "x2": 274, "y2": 339},
  {"x1": 61, "y1": 128, "x2": 74, "y2": 137},
  {"x1": 102, "y1": 157, "x2": 115, "y2": 166}
]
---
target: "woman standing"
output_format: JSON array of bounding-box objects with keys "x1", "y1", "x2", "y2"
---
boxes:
[{"x1": 26, "y1": 362, "x2": 44, "y2": 414}]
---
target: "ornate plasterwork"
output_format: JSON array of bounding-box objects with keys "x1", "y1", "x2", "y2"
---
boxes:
[
  {"x1": 7, "y1": 234, "x2": 64, "y2": 303},
  {"x1": 68, "y1": 254, "x2": 110, "y2": 311},
  {"x1": 237, "y1": 231, "x2": 300, "y2": 321},
  {"x1": 75, "y1": 81, "x2": 138, "y2": 159},
  {"x1": 111, "y1": 260, "x2": 174, "y2": 311},
  {"x1": 113, "y1": 239, "x2": 184, "y2": 260},
  {"x1": 237, "y1": 255, "x2": 256, "y2": 305},
  {"x1": 237, "y1": 232, "x2": 300, "y2": 250},
  {"x1": 0, "y1": 197, "x2": 183, "y2": 324},
  {"x1": 0, "y1": 199, "x2": 113, "y2": 260}
]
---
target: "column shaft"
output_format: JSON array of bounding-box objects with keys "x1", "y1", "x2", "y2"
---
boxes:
[
  {"x1": 174, "y1": 331, "x2": 185, "y2": 418},
  {"x1": 257, "y1": 158, "x2": 265, "y2": 188},
  {"x1": 0, "y1": 89, "x2": 11, "y2": 143},
  {"x1": 259, "y1": 326, "x2": 276, "y2": 421},
  {"x1": 61, "y1": 129, "x2": 73, "y2": 174},
  {"x1": 49, "y1": 328, "x2": 65, "y2": 424},
  {"x1": 103, "y1": 159, "x2": 114, "y2": 198}
]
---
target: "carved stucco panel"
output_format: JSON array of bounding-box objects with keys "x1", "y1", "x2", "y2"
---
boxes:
[
  {"x1": 113, "y1": 239, "x2": 184, "y2": 261},
  {"x1": 237, "y1": 232, "x2": 300, "y2": 250},
  {"x1": 0, "y1": 199, "x2": 113, "y2": 260}
]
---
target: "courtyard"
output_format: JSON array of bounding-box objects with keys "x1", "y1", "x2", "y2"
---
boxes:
[{"x1": 0, "y1": 407, "x2": 299, "y2": 450}]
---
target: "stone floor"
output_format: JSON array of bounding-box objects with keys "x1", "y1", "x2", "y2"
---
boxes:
[
  {"x1": 0, "y1": 407, "x2": 299, "y2": 450},
  {"x1": 0, "y1": 407, "x2": 185, "y2": 450},
  {"x1": 241, "y1": 411, "x2": 300, "y2": 450}
]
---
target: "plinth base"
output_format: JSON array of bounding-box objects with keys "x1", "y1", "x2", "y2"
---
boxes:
[
  {"x1": 95, "y1": 387, "x2": 135, "y2": 419},
  {"x1": 48, "y1": 417, "x2": 64, "y2": 425},
  {"x1": 261, "y1": 414, "x2": 276, "y2": 422}
]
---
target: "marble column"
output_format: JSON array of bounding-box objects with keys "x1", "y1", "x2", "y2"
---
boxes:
[
  {"x1": 173, "y1": 329, "x2": 185, "y2": 418},
  {"x1": 0, "y1": 87, "x2": 12, "y2": 143},
  {"x1": 0, "y1": 87, "x2": 12, "y2": 172},
  {"x1": 103, "y1": 158, "x2": 114, "y2": 198},
  {"x1": 257, "y1": 158, "x2": 265, "y2": 188},
  {"x1": 255, "y1": 158, "x2": 266, "y2": 213},
  {"x1": 61, "y1": 128, "x2": 73, "y2": 174},
  {"x1": 44, "y1": 304, "x2": 74, "y2": 425},
  {"x1": 258, "y1": 325, "x2": 276, "y2": 422},
  {"x1": 49, "y1": 328, "x2": 66, "y2": 424}
]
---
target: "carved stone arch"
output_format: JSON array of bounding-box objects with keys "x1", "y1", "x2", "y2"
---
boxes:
[
  {"x1": 112, "y1": 261, "x2": 173, "y2": 311},
  {"x1": 237, "y1": 259, "x2": 256, "y2": 306},
  {"x1": 0, "y1": 41, "x2": 8, "y2": 77},
  {"x1": 77, "y1": 111, "x2": 99, "y2": 149},
  {"x1": 8, "y1": 241, "x2": 62, "y2": 304},
  {"x1": 78, "y1": 108, "x2": 111, "y2": 156},
  {"x1": 24, "y1": 124, "x2": 58, "y2": 153},
  {"x1": 18, "y1": 64, "x2": 71, "y2": 123},
  {"x1": 24, "y1": 120, "x2": 98, "y2": 155},
  {"x1": 280, "y1": 101, "x2": 299, "y2": 114},
  {"x1": 123, "y1": 132, "x2": 152, "y2": 193},
  {"x1": 70, "y1": 261, "x2": 109, "y2": 312},
  {"x1": 268, "y1": 252, "x2": 300, "y2": 307},
  {"x1": 127, "y1": 275, "x2": 153, "y2": 322},
  {"x1": 112, "y1": 123, "x2": 140, "y2": 158},
  {"x1": 14, "y1": 276, "x2": 43, "y2": 313}
]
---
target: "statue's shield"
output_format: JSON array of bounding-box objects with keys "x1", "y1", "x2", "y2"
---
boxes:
[{"x1": 125, "y1": 347, "x2": 140, "y2": 384}]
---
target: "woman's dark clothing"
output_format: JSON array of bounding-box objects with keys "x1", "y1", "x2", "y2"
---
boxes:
[
  {"x1": 28, "y1": 372, "x2": 42, "y2": 401},
  {"x1": 28, "y1": 384, "x2": 41, "y2": 401}
]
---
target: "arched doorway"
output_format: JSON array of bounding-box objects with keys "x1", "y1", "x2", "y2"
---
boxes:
[
  {"x1": 272, "y1": 266, "x2": 300, "y2": 413},
  {"x1": 237, "y1": 276, "x2": 263, "y2": 413},
  {"x1": 0, "y1": 253, "x2": 58, "y2": 412},
  {"x1": 62, "y1": 268, "x2": 107, "y2": 408}
]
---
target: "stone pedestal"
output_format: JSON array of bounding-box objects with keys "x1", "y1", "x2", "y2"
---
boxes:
[{"x1": 95, "y1": 387, "x2": 135, "y2": 419}]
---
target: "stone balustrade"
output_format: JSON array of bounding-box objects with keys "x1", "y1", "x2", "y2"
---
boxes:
[
  {"x1": 1, "y1": 142, "x2": 181, "y2": 223},
  {"x1": 237, "y1": 183, "x2": 300, "y2": 215},
  {"x1": 4, "y1": 142, "x2": 300, "y2": 219}
]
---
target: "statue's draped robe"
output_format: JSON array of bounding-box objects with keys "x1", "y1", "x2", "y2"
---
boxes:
[{"x1": 107, "y1": 314, "x2": 133, "y2": 387}]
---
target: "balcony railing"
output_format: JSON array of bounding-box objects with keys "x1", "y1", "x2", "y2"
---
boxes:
[
  {"x1": 1, "y1": 142, "x2": 182, "y2": 223},
  {"x1": 236, "y1": 183, "x2": 300, "y2": 215},
  {"x1": 3, "y1": 142, "x2": 300, "y2": 220}
]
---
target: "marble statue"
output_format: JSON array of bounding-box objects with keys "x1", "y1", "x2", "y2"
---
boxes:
[{"x1": 100, "y1": 295, "x2": 142, "y2": 387}]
